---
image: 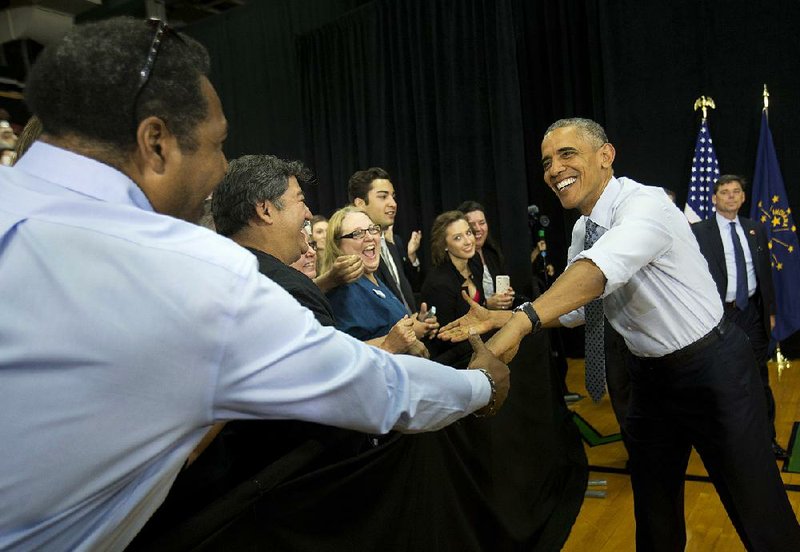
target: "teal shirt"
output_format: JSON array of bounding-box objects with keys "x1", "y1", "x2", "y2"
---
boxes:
[{"x1": 327, "y1": 276, "x2": 408, "y2": 340}]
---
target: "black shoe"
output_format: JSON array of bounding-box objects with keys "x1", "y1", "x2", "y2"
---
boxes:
[{"x1": 772, "y1": 441, "x2": 789, "y2": 459}]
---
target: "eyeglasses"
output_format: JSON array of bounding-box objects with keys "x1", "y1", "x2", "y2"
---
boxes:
[
  {"x1": 132, "y1": 18, "x2": 184, "y2": 130},
  {"x1": 307, "y1": 240, "x2": 318, "y2": 251},
  {"x1": 337, "y1": 224, "x2": 381, "y2": 241}
]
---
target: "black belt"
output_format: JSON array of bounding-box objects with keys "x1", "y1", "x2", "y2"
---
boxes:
[
  {"x1": 651, "y1": 318, "x2": 731, "y2": 365},
  {"x1": 724, "y1": 295, "x2": 756, "y2": 312}
]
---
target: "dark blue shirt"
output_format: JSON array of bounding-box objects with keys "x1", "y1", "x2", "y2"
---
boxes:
[{"x1": 327, "y1": 276, "x2": 408, "y2": 341}]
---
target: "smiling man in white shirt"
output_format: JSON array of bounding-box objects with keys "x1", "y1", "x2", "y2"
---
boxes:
[{"x1": 439, "y1": 118, "x2": 799, "y2": 551}]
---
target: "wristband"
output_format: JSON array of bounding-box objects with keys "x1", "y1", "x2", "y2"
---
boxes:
[
  {"x1": 513, "y1": 301, "x2": 542, "y2": 334},
  {"x1": 473, "y1": 368, "x2": 497, "y2": 417}
]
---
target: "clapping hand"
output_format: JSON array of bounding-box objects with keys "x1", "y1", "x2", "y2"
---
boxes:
[
  {"x1": 413, "y1": 301, "x2": 440, "y2": 339},
  {"x1": 330, "y1": 254, "x2": 364, "y2": 285},
  {"x1": 407, "y1": 230, "x2": 422, "y2": 264},
  {"x1": 315, "y1": 254, "x2": 364, "y2": 292},
  {"x1": 382, "y1": 315, "x2": 417, "y2": 354}
]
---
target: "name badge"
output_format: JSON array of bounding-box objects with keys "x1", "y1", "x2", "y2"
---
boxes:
[{"x1": 373, "y1": 288, "x2": 386, "y2": 299}]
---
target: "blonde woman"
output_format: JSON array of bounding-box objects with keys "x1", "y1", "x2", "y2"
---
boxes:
[{"x1": 321, "y1": 206, "x2": 432, "y2": 356}]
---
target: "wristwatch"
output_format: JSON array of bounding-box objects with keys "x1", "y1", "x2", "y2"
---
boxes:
[{"x1": 512, "y1": 301, "x2": 542, "y2": 334}]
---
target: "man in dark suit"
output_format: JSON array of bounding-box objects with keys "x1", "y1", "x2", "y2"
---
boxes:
[
  {"x1": 348, "y1": 167, "x2": 423, "y2": 313},
  {"x1": 692, "y1": 174, "x2": 786, "y2": 458}
]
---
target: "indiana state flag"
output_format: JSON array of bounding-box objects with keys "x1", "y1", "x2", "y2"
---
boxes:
[
  {"x1": 750, "y1": 110, "x2": 800, "y2": 341},
  {"x1": 684, "y1": 118, "x2": 720, "y2": 222}
]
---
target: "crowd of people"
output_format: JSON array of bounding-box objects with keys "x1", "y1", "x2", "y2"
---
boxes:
[
  {"x1": 1, "y1": 14, "x2": 797, "y2": 552},
  {"x1": 0, "y1": 17, "x2": 514, "y2": 550}
]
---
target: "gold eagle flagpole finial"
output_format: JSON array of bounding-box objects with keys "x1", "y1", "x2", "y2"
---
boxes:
[{"x1": 693, "y1": 95, "x2": 716, "y2": 121}]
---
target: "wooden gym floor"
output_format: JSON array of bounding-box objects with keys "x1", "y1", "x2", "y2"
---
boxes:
[{"x1": 561, "y1": 356, "x2": 800, "y2": 551}]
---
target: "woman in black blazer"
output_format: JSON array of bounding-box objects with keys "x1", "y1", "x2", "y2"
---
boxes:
[{"x1": 421, "y1": 211, "x2": 485, "y2": 366}]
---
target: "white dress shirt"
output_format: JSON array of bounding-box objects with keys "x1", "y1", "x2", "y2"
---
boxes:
[
  {"x1": 481, "y1": 262, "x2": 494, "y2": 298},
  {"x1": 714, "y1": 212, "x2": 757, "y2": 301},
  {"x1": 558, "y1": 176, "x2": 723, "y2": 357},
  {"x1": 0, "y1": 143, "x2": 489, "y2": 551}
]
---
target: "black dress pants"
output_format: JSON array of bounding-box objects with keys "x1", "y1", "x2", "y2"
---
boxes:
[
  {"x1": 604, "y1": 319, "x2": 635, "y2": 436},
  {"x1": 626, "y1": 321, "x2": 800, "y2": 551},
  {"x1": 725, "y1": 296, "x2": 777, "y2": 441}
]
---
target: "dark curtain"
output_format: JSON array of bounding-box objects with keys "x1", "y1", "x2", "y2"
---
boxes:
[
  {"x1": 593, "y1": 0, "x2": 800, "y2": 210},
  {"x1": 297, "y1": 0, "x2": 532, "y2": 291},
  {"x1": 515, "y1": 0, "x2": 605, "y2": 262},
  {"x1": 185, "y1": 0, "x2": 369, "y2": 162}
]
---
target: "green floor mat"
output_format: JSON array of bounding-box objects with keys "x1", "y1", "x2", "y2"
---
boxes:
[
  {"x1": 571, "y1": 411, "x2": 622, "y2": 447},
  {"x1": 782, "y1": 422, "x2": 800, "y2": 473}
]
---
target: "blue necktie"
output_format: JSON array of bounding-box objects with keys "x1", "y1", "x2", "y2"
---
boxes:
[
  {"x1": 730, "y1": 222, "x2": 749, "y2": 310},
  {"x1": 584, "y1": 219, "x2": 606, "y2": 402}
]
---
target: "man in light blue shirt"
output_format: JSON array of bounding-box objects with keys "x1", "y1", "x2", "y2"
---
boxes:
[
  {"x1": 439, "y1": 118, "x2": 799, "y2": 550},
  {"x1": 0, "y1": 17, "x2": 508, "y2": 551}
]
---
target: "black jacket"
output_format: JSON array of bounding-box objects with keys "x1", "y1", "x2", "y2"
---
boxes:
[
  {"x1": 692, "y1": 216, "x2": 774, "y2": 336},
  {"x1": 376, "y1": 237, "x2": 419, "y2": 312},
  {"x1": 421, "y1": 259, "x2": 485, "y2": 366}
]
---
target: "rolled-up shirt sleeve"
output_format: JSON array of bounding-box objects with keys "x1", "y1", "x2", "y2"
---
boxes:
[
  {"x1": 575, "y1": 195, "x2": 673, "y2": 297},
  {"x1": 559, "y1": 306, "x2": 585, "y2": 328},
  {"x1": 212, "y1": 263, "x2": 490, "y2": 434}
]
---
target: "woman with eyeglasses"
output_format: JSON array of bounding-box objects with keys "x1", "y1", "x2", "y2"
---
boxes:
[{"x1": 320, "y1": 206, "x2": 428, "y2": 357}]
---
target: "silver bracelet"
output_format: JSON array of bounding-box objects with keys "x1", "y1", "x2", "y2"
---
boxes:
[{"x1": 473, "y1": 368, "x2": 497, "y2": 417}]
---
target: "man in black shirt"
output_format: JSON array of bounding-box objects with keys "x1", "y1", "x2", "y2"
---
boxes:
[{"x1": 134, "y1": 155, "x2": 369, "y2": 541}]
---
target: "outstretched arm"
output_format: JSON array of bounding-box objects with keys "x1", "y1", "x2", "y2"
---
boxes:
[
  {"x1": 440, "y1": 259, "x2": 606, "y2": 359},
  {"x1": 437, "y1": 290, "x2": 512, "y2": 340}
]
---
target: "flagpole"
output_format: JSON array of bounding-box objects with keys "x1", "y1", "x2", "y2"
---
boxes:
[
  {"x1": 685, "y1": 96, "x2": 719, "y2": 223},
  {"x1": 762, "y1": 83, "x2": 791, "y2": 378}
]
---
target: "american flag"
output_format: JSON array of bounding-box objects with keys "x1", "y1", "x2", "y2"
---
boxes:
[{"x1": 684, "y1": 119, "x2": 720, "y2": 222}]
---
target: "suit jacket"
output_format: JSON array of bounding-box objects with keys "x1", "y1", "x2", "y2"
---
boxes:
[
  {"x1": 392, "y1": 232, "x2": 424, "y2": 292},
  {"x1": 377, "y1": 237, "x2": 418, "y2": 312},
  {"x1": 692, "y1": 216, "x2": 774, "y2": 336},
  {"x1": 420, "y1": 259, "x2": 486, "y2": 366}
]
